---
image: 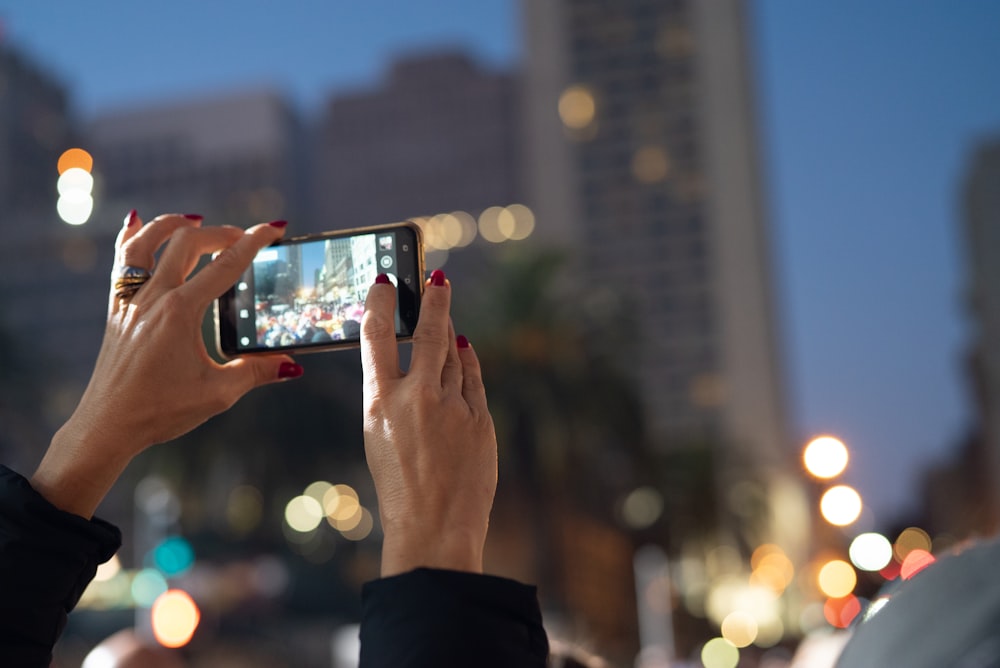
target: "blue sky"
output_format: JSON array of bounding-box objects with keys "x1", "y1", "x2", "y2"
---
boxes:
[{"x1": 2, "y1": 1, "x2": 999, "y2": 524}]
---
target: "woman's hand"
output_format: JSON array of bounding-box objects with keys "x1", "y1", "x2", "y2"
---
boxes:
[
  {"x1": 361, "y1": 269, "x2": 498, "y2": 576},
  {"x1": 31, "y1": 211, "x2": 303, "y2": 518}
]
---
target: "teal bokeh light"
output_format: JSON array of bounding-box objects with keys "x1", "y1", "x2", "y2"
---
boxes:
[
  {"x1": 153, "y1": 536, "x2": 196, "y2": 577},
  {"x1": 131, "y1": 568, "x2": 168, "y2": 607}
]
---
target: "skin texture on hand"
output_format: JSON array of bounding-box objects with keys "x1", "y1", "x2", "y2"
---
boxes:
[
  {"x1": 361, "y1": 271, "x2": 498, "y2": 576},
  {"x1": 31, "y1": 213, "x2": 301, "y2": 519}
]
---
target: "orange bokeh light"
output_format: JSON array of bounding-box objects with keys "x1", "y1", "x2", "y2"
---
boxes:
[
  {"x1": 57, "y1": 148, "x2": 93, "y2": 175},
  {"x1": 823, "y1": 595, "x2": 861, "y2": 628},
  {"x1": 151, "y1": 589, "x2": 200, "y2": 648}
]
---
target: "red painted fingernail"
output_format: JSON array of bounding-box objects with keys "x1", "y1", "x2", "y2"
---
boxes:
[
  {"x1": 184, "y1": 213, "x2": 203, "y2": 220},
  {"x1": 430, "y1": 269, "x2": 446, "y2": 287},
  {"x1": 267, "y1": 220, "x2": 288, "y2": 228},
  {"x1": 124, "y1": 209, "x2": 138, "y2": 227},
  {"x1": 457, "y1": 335, "x2": 470, "y2": 349},
  {"x1": 278, "y1": 362, "x2": 303, "y2": 379},
  {"x1": 375, "y1": 273, "x2": 391, "y2": 285}
]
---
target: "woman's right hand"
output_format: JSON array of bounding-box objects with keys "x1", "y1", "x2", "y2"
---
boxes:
[
  {"x1": 32, "y1": 211, "x2": 303, "y2": 518},
  {"x1": 360, "y1": 269, "x2": 498, "y2": 577}
]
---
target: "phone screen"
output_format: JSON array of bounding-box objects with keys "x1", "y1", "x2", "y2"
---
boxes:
[{"x1": 216, "y1": 223, "x2": 422, "y2": 356}]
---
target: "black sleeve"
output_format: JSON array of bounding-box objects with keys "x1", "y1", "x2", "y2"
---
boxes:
[
  {"x1": 359, "y1": 568, "x2": 549, "y2": 668},
  {"x1": 0, "y1": 465, "x2": 122, "y2": 668}
]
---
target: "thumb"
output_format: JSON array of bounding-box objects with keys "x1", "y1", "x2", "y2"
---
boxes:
[{"x1": 221, "y1": 355, "x2": 304, "y2": 396}]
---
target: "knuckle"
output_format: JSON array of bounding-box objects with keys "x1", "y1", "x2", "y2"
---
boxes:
[
  {"x1": 464, "y1": 373, "x2": 485, "y2": 394},
  {"x1": 211, "y1": 246, "x2": 244, "y2": 273},
  {"x1": 411, "y1": 326, "x2": 449, "y2": 350},
  {"x1": 362, "y1": 309, "x2": 395, "y2": 341}
]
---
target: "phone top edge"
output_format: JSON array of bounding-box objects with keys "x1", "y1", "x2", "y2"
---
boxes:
[{"x1": 275, "y1": 221, "x2": 424, "y2": 247}]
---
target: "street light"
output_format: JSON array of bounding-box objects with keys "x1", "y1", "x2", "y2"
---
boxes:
[
  {"x1": 56, "y1": 147, "x2": 94, "y2": 225},
  {"x1": 802, "y1": 436, "x2": 849, "y2": 479}
]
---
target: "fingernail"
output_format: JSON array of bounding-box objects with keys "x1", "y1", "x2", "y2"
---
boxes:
[
  {"x1": 278, "y1": 362, "x2": 303, "y2": 379},
  {"x1": 430, "y1": 269, "x2": 446, "y2": 287},
  {"x1": 375, "y1": 273, "x2": 391, "y2": 285},
  {"x1": 124, "y1": 209, "x2": 138, "y2": 227},
  {"x1": 457, "y1": 334, "x2": 470, "y2": 349},
  {"x1": 268, "y1": 220, "x2": 288, "y2": 228},
  {"x1": 184, "y1": 214, "x2": 203, "y2": 220}
]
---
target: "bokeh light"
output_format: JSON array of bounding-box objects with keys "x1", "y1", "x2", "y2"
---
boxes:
[
  {"x1": 817, "y1": 560, "x2": 857, "y2": 598},
  {"x1": 750, "y1": 544, "x2": 794, "y2": 593},
  {"x1": 341, "y1": 507, "x2": 375, "y2": 541},
  {"x1": 819, "y1": 485, "x2": 862, "y2": 526},
  {"x1": 56, "y1": 148, "x2": 95, "y2": 225},
  {"x1": 893, "y1": 527, "x2": 932, "y2": 562},
  {"x1": 720, "y1": 610, "x2": 758, "y2": 648},
  {"x1": 131, "y1": 568, "x2": 168, "y2": 607},
  {"x1": 152, "y1": 536, "x2": 195, "y2": 577},
  {"x1": 900, "y1": 549, "x2": 936, "y2": 580},
  {"x1": 285, "y1": 495, "x2": 324, "y2": 532},
  {"x1": 304, "y1": 480, "x2": 333, "y2": 504},
  {"x1": 57, "y1": 147, "x2": 93, "y2": 174},
  {"x1": 632, "y1": 145, "x2": 670, "y2": 183},
  {"x1": 803, "y1": 436, "x2": 849, "y2": 479},
  {"x1": 478, "y1": 206, "x2": 507, "y2": 243},
  {"x1": 323, "y1": 484, "x2": 360, "y2": 520},
  {"x1": 849, "y1": 532, "x2": 893, "y2": 571},
  {"x1": 499, "y1": 204, "x2": 535, "y2": 240},
  {"x1": 558, "y1": 85, "x2": 596, "y2": 130},
  {"x1": 56, "y1": 190, "x2": 94, "y2": 226},
  {"x1": 620, "y1": 486, "x2": 664, "y2": 529},
  {"x1": 57, "y1": 167, "x2": 94, "y2": 195},
  {"x1": 701, "y1": 637, "x2": 739, "y2": 668},
  {"x1": 823, "y1": 595, "x2": 861, "y2": 629},
  {"x1": 151, "y1": 589, "x2": 200, "y2": 648}
]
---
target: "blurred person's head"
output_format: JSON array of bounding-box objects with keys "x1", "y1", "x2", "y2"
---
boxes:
[{"x1": 82, "y1": 629, "x2": 187, "y2": 668}]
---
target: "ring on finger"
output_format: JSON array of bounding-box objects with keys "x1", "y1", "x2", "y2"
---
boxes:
[{"x1": 112, "y1": 265, "x2": 152, "y2": 301}]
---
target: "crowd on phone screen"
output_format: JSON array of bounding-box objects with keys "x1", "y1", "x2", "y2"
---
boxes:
[{"x1": 257, "y1": 300, "x2": 365, "y2": 347}]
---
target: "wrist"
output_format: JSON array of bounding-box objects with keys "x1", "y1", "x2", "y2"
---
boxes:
[
  {"x1": 31, "y1": 420, "x2": 134, "y2": 519},
  {"x1": 380, "y1": 526, "x2": 485, "y2": 577}
]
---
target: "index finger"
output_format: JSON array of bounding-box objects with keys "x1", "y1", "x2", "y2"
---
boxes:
[
  {"x1": 177, "y1": 221, "x2": 287, "y2": 310},
  {"x1": 361, "y1": 275, "x2": 402, "y2": 391},
  {"x1": 407, "y1": 269, "x2": 452, "y2": 379}
]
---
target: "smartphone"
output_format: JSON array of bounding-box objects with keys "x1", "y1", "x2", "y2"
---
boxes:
[{"x1": 216, "y1": 222, "x2": 423, "y2": 357}]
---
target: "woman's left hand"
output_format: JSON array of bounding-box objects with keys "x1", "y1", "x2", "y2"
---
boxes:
[{"x1": 32, "y1": 212, "x2": 302, "y2": 518}]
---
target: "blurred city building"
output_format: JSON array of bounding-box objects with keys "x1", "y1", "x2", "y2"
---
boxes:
[
  {"x1": 0, "y1": 38, "x2": 106, "y2": 457},
  {"x1": 931, "y1": 137, "x2": 1000, "y2": 537},
  {"x1": 0, "y1": 37, "x2": 73, "y2": 213},
  {"x1": 87, "y1": 89, "x2": 308, "y2": 228},
  {"x1": 316, "y1": 52, "x2": 520, "y2": 231},
  {"x1": 520, "y1": 0, "x2": 809, "y2": 655},
  {"x1": 315, "y1": 51, "x2": 524, "y2": 284}
]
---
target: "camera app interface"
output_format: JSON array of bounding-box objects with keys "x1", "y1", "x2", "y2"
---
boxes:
[{"x1": 233, "y1": 232, "x2": 400, "y2": 350}]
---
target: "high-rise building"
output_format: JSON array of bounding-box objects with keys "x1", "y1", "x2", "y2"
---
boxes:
[
  {"x1": 960, "y1": 137, "x2": 1000, "y2": 531},
  {"x1": 522, "y1": 0, "x2": 787, "y2": 466},
  {"x1": 521, "y1": 0, "x2": 808, "y2": 653}
]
